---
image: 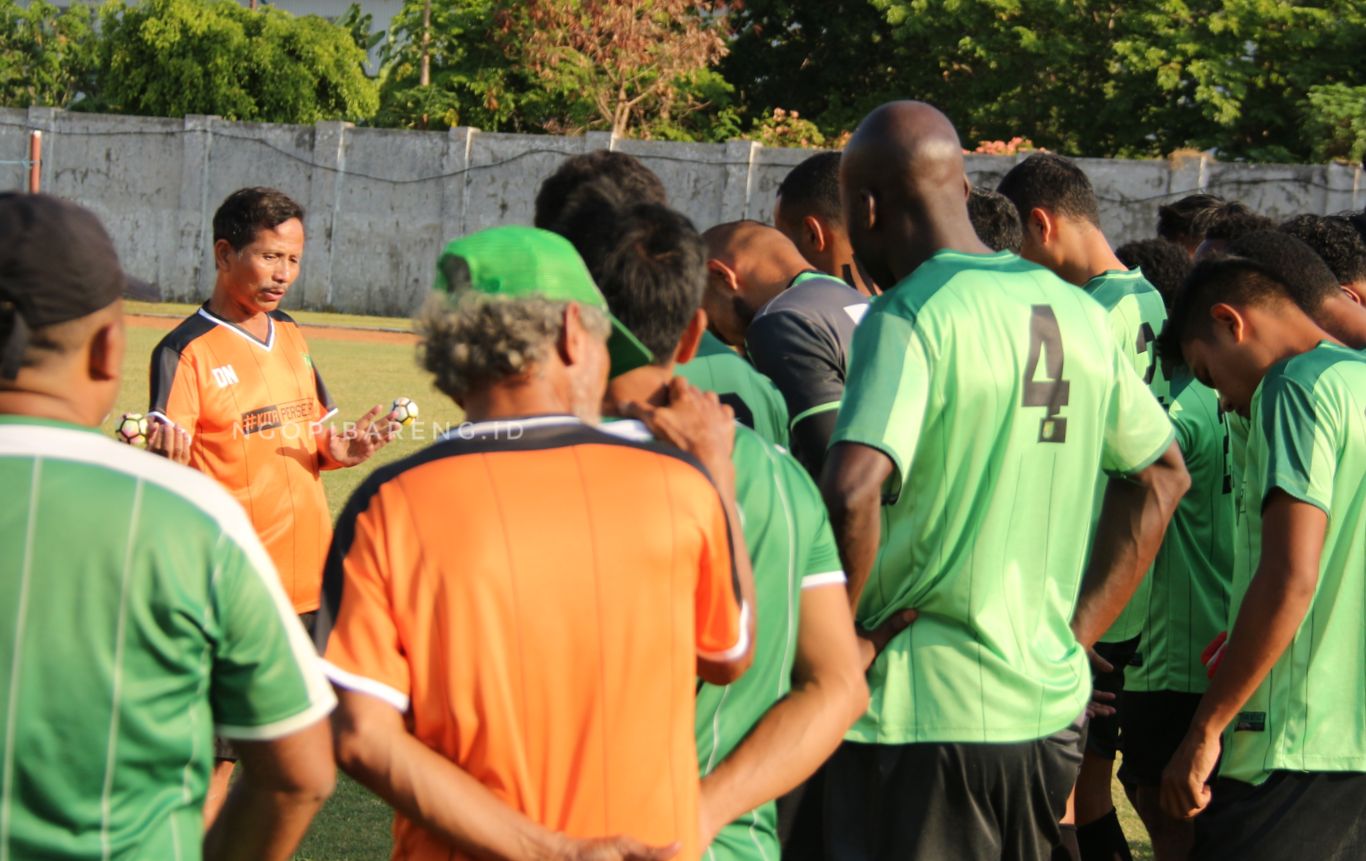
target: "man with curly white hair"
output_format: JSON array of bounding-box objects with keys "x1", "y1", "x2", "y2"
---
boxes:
[{"x1": 313, "y1": 226, "x2": 756, "y2": 861}]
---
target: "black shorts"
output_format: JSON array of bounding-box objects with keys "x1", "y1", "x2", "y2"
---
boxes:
[
  {"x1": 214, "y1": 612, "x2": 319, "y2": 763},
  {"x1": 1116, "y1": 690, "x2": 1203, "y2": 786},
  {"x1": 779, "y1": 765, "x2": 827, "y2": 861},
  {"x1": 1086, "y1": 634, "x2": 1141, "y2": 760},
  {"x1": 1193, "y1": 771, "x2": 1366, "y2": 861},
  {"x1": 823, "y1": 717, "x2": 1085, "y2": 861}
]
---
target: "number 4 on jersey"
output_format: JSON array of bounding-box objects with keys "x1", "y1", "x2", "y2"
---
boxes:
[{"x1": 1023, "y1": 305, "x2": 1070, "y2": 443}]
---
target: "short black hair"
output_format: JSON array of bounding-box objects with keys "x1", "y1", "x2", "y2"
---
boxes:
[
  {"x1": 967, "y1": 187, "x2": 1022, "y2": 252},
  {"x1": 548, "y1": 189, "x2": 705, "y2": 363},
  {"x1": 1278, "y1": 214, "x2": 1366, "y2": 285},
  {"x1": 995, "y1": 153, "x2": 1100, "y2": 226},
  {"x1": 212, "y1": 187, "x2": 304, "y2": 250},
  {"x1": 534, "y1": 150, "x2": 667, "y2": 230},
  {"x1": 775, "y1": 151, "x2": 842, "y2": 225},
  {"x1": 1343, "y1": 209, "x2": 1366, "y2": 243},
  {"x1": 1192, "y1": 201, "x2": 1273, "y2": 243},
  {"x1": 1225, "y1": 230, "x2": 1341, "y2": 314},
  {"x1": 1165, "y1": 255, "x2": 1296, "y2": 357},
  {"x1": 1116, "y1": 238, "x2": 1191, "y2": 309},
  {"x1": 1156, "y1": 193, "x2": 1226, "y2": 243}
]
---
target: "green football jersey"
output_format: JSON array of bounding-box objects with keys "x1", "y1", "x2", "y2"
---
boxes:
[
  {"x1": 1086, "y1": 268, "x2": 1171, "y2": 643},
  {"x1": 697, "y1": 428, "x2": 842, "y2": 861},
  {"x1": 1126, "y1": 370, "x2": 1235, "y2": 694},
  {"x1": 679, "y1": 331, "x2": 790, "y2": 448},
  {"x1": 601, "y1": 419, "x2": 842, "y2": 861},
  {"x1": 1226, "y1": 411, "x2": 1256, "y2": 628},
  {"x1": 0, "y1": 417, "x2": 335, "y2": 861},
  {"x1": 1221, "y1": 343, "x2": 1366, "y2": 785},
  {"x1": 832, "y1": 250, "x2": 1174, "y2": 744}
]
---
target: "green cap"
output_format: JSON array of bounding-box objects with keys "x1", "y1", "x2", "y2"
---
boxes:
[{"x1": 434, "y1": 226, "x2": 653, "y2": 376}]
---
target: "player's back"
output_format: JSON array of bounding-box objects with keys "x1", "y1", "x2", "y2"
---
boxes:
[
  {"x1": 318, "y1": 417, "x2": 743, "y2": 861},
  {"x1": 836, "y1": 250, "x2": 1173, "y2": 744},
  {"x1": 679, "y1": 331, "x2": 789, "y2": 447},
  {"x1": 0, "y1": 417, "x2": 327, "y2": 860}
]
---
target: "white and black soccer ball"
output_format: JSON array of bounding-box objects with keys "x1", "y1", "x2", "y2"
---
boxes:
[
  {"x1": 391, "y1": 397, "x2": 419, "y2": 427},
  {"x1": 115, "y1": 412, "x2": 149, "y2": 446}
]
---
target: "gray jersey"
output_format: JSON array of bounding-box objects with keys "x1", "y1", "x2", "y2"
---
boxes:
[{"x1": 746, "y1": 270, "x2": 868, "y2": 476}]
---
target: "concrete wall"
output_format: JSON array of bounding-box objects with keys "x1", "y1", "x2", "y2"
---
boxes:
[{"x1": 4, "y1": 107, "x2": 1363, "y2": 316}]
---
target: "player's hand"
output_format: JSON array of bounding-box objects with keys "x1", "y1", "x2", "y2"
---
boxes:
[
  {"x1": 146, "y1": 419, "x2": 191, "y2": 465},
  {"x1": 855, "y1": 609, "x2": 918, "y2": 670},
  {"x1": 1086, "y1": 688, "x2": 1117, "y2": 719},
  {"x1": 1160, "y1": 727, "x2": 1219, "y2": 820},
  {"x1": 326, "y1": 404, "x2": 400, "y2": 468},
  {"x1": 556, "y1": 834, "x2": 681, "y2": 861},
  {"x1": 623, "y1": 378, "x2": 735, "y2": 478}
]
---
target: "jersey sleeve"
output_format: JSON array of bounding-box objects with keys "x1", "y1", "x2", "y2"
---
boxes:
[
  {"x1": 746, "y1": 311, "x2": 844, "y2": 431},
  {"x1": 794, "y1": 469, "x2": 845, "y2": 590},
  {"x1": 1257, "y1": 372, "x2": 1335, "y2": 515},
  {"x1": 312, "y1": 358, "x2": 338, "y2": 420},
  {"x1": 1101, "y1": 341, "x2": 1175, "y2": 476},
  {"x1": 694, "y1": 475, "x2": 748, "y2": 662},
  {"x1": 210, "y1": 512, "x2": 336, "y2": 739},
  {"x1": 830, "y1": 310, "x2": 930, "y2": 500},
  {"x1": 148, "y1": 342, "x2": 200, "y2": 431},
  {"x1": 315, "y1": 486, "x2": 412, "y2": 711}
]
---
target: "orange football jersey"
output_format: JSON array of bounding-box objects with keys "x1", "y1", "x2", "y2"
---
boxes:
[
  {"x1": 150, "y1": 305, "x2": 336, "y2": 612},
  {"x1": 316, "y1": 416, "x2": 747, "y2": 861}
]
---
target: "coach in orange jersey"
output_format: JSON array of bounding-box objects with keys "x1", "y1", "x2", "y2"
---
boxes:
[
  {"x1": 317, "y1": 226, "x2": 756, "y2": 861},
  {"x1": 144, "y1": 187, "x2": 396, "y2": 817}
]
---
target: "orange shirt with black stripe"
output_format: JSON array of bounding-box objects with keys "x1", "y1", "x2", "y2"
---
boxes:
[
  {"x1": 315, "y1": 416, "x2": 747, "y2": 861},
  {"x1": 149, "y1": 305, "x2": 337, "y2": 612}
]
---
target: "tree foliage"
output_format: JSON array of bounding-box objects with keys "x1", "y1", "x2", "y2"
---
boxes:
[
  {"x1": 0, "y1": 0, "x2": 96, "y2": 109},
  {"x1": 89, "y1": 0, "x2": 377, "y2": 123}
]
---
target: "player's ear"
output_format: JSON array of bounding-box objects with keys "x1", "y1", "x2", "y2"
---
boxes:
[
  {"x1": 1341, "y1": 283, "x2": 1363, "y2": 306},
  {"x1": 558, "y1": 302, "x2": 586, "y2": 366},
  {"x1": 674, "y1": 309, "x2": 706, "y2": 365},
  {"x1": 1209, "y1": 303, "x2": 1245, "y2": 343},
  {"x1": 1028, "y1": 207, "x2": 1052, "y2": 243},
  {"x1": 213, "y1": 239, "x2": 236, "y2": 272},
  {"x1": 858, "y1": 190, "x2": 877, "y2": 233},
  {"x1": 706, "y1": 259, "x2": 740, "y2": 295},
  {"x1": 803, "y1": 215, "x2": 827, "y2": 252},
  {"x1": 88, "y1": 315, "x2": 124, "y2": 383}
]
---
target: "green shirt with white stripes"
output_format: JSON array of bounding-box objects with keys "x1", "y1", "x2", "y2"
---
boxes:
[
  {"x1": 832, "y1": 250, "x2": 1173, "y2": 744},
  {"x1": 0, "y1": 416, "x2": 334, "y2": 861},
  {"x1": 679, "y1": 331, "x2": 790, "y2": 449},
  {"x1": 695, "y1": 426, "x2": 843, "y2": 861},
  {"x1": 1221, "y1": 343, "x2": 1366, "y2": 785}
]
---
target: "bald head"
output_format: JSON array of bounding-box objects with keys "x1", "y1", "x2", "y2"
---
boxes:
[
  {"x1": 701, "y1": 220, "x2": 812, "y2": 345},
  {"x1": 841, "y1": 101, "x2": 984, "y2": 287}
]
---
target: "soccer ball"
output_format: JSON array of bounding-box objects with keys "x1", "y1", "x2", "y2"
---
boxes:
[
  {"x1": 115, "y1": 412, "x2": 149, "y2": 446},
  {"x1": 391, "y1": 397, "x2": 419, "y2": 427}
]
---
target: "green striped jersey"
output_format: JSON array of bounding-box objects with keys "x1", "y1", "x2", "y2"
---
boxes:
[
  {"x1": 1085, "y1": 268, "x2": 1171, "y2": 643},
  {"x1": 1221, "y1": 343, "x2": 1366, "y2": 785},
  {"x1": 1126, "y1": 369, "x2": 1235, "y2": 693},
  {"x1": 0, "y1": 416, "x2": 335, "y2": 861},
  {"x1": 602, "y1": 419, "x2": 843, "y2": 861},
  {"x1": 832, "y1": 250, "x2": 1173, "y2": 744},
  {"x1": 679, "y1": 332, "x2": 790, "y2": 448}
]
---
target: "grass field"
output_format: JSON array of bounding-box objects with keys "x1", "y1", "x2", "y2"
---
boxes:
[{"x1": 112, "y1": 303, "x2": 1155, "y2": 860}]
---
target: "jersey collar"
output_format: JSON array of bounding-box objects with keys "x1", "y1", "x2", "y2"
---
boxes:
[{"x1": 198, "y1": 304, "x2": 275, "y2": 351}]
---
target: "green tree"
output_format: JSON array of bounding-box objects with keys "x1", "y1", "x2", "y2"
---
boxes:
[
  {"x1": 722, "y1": 0, "x2": 898, "y2": 139},
  {"x1": 375, "y1": 0, "x2": 542, "y2": 131},
  {"x1": 377, "y1": 0, "x2": 734, "y2": 139},
  {"x1": 0, "y1": 0, "x2": 97, "y2": 108},
  {"x1": 90, "y1": 0, "x2": 378, "y2": 124},
  {"x1": 870, "y1": 0, "x2": 1366, "y2": 163},
  {"x1": 1305, "y1": 84, "x2": 1366, "y2": 165}
]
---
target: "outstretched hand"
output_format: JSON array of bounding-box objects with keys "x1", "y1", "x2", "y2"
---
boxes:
[{"x1": 324, "y1": 404, "x2": 400, "y2": 468}]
